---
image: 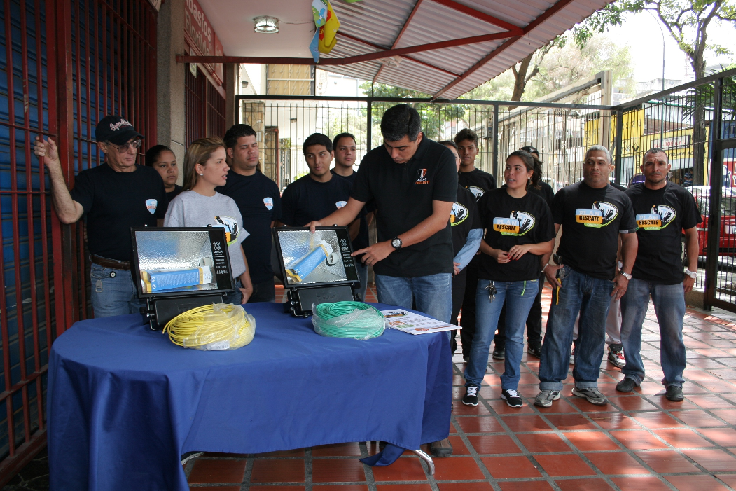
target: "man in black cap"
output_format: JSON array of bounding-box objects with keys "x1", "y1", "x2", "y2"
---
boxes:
[{"x1": 34, "y1": 116, "x2": 167, "y2": 318}]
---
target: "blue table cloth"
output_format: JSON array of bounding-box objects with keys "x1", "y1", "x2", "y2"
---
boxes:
[{"x1": 48, "y1": 303, "x2": 452, "y2": 491}]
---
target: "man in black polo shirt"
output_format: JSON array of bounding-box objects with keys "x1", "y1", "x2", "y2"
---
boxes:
[
  {"x1": 308, "y1": 104, "x2": 457, "y2": 457},
  {"x1": 33, "y1": 116, "x2": 167, "y2": 317},
  {"x1": 218, "y1": 124, "x2": 282, "y2": 303},
  {"x1": 454, "y1": 128, "x2": 497, "y2": 361},
  {"x1": 617, "y1": 148, "x2": 701, "y2": 402},
  {"x1": 331, "y1": 132, "x2": 370, "y2": 301},
  {"x1": 280, "y1": 133, "x2": 354, "y2": 228},
  {"x1": 536, "y1": 145, "x2": 638, "y2": 408}
]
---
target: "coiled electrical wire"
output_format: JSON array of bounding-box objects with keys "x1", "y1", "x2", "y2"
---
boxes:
[
  {"x1": 312, "y1": 301, "x2": 384, "y2": 339},
  {"x1": 164, "y1": 303, "x2": 254, "y2": 349}
]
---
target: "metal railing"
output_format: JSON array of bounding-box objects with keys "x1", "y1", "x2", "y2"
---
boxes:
[{"x1": 236, "y1": 67, "x2": 736, "y2": 309}]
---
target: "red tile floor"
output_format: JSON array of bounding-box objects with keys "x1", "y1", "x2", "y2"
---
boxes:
[{"x1": 183, "y1": 284, "x2": 736, "y2": 491}]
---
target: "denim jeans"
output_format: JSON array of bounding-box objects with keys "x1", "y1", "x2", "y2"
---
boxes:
[
  {"x1": 539, "y1": 266, "x2": 613, "y2": 391},
  {"x1": 90, "y1": 263, "x2": 142, "y2": 318},
  {"x1": 620, "y1": 279, "x2": 686, "y2": 387},
  {"x1": 375, "y1": 273, "x2": 452, "y2": 324},
  {"x1": 465, "y1": 279, "x2": 538, "y2": 390}
]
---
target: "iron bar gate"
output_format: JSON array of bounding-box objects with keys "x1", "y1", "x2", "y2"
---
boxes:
[{"x1": 0, "y1": 0, "x2": 158, "y2": 484}]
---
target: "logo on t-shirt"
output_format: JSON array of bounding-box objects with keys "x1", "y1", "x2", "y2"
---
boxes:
[
  {"x1": 213, "y1": 215, "x2": 239, "y2": 245},
  {"x1": 451, "y1": 202, "x2": 469, "y2": 226},
  {"x1": 493, "y1": 211, "x2": 535, "y2": 236},
  {"x1": 335, "y1": 201, "x2": 347, "y2": 208},
  {"x1": 575, "y1": 201, "x2": 618, "y2": 228},
  {"x1": 467, "y1": 186, "x2": 485, "y2": 201},
  {"x1": 145, "y1": 199, "x2": 158, "y2": 214},
  {"x1": 415, "y1": 169, "x2": 430, "y2": 185},
  {"x1": 637, "y1": 205, "x2": 676, "y2": 230},
  {"x1": 263, "y1": 197, "x2": 273, "y2": 210}
]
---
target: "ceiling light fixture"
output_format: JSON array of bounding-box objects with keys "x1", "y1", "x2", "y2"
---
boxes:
[{"x1": 254, "y1": 16, "x2": 279, "y2": 34}]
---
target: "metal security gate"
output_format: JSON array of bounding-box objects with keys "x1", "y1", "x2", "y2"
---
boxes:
[
  {"x1": 185, "y1": 64, "x2": 225, "y2": 147},
  {"x1": 0, "y1": 0, "x2": 158, "y2": 484}
]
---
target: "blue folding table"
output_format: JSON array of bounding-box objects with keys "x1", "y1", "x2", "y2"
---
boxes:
[{"x1": 48, "y1": 303, "x2": 452, "y2": 491}]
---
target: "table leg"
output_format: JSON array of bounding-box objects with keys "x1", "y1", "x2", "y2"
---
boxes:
[{"x1": 413, "y1": 449, "x2": 435, "y2": 475}]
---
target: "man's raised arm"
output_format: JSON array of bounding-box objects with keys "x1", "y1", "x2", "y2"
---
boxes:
[{"x1": 34, "y1": 137, "x2": 83, "y2": 224}]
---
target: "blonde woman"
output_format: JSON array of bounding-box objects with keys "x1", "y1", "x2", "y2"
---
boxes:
[{"x1": 164, "y1": 137, "x2": 253, "y2": 303}]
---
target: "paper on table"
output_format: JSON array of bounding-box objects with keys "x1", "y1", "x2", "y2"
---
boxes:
[{"x1": 381, "y1": 309, "x2": 458, "y2": 335}]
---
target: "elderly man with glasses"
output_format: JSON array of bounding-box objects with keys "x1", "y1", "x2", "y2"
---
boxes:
[{"x1": 34, "y1": 116, "x2": 167, "y2": 317}]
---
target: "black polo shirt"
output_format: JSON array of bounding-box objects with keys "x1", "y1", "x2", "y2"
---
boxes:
[
  {"x1": 351, "y1": 137, "x2": 457, "y2": 277},
  {"x1": 452, "y1": 185, "x2": 481, "y2": 256}
]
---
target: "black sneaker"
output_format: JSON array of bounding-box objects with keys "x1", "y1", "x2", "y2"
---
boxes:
[
  {"x1": 527, "y1": 345, "x2": 541, "y2": 358},
  {"x1": 501, "y1": 389, "x2": 523, "y2": 408},
  {"x1": 665, "y1": 385, "x2": 684, "y2": 402},
  {"x1": 492, "y1": 347, "x2": 505, "y2": 360},
  {"x1": 462, "y1": 386, "x2": 479, "y2": 406},
  {"x1": 616, "y1": 377, "x2": 638, "y2": 393}
]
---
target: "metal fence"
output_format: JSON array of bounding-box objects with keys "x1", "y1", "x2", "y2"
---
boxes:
[{"x1": 236, "y1": 67, "x2": 736, "y2": 309}]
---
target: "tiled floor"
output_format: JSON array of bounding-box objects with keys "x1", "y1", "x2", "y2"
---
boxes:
[
  {"x1": 179, "y1": 284, "x2": 736, "y2": 491},
  {"x1": 4, "y1": 285, "x2": 736, "y2": 491}
]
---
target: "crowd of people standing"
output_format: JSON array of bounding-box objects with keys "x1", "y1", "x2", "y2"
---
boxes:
[{"x1": 33, "y1": 104, "x2": 700, "y2": 458}]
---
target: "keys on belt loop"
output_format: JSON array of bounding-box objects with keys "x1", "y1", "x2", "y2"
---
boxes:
[{"x1": 485, "y1": 281, "x2": 497, "y2": 302}]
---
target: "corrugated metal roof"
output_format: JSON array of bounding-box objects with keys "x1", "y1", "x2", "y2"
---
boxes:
[
  {"x1": 323, "y1": 0, "x2": 612, "y2": 98},
  {"x1": 196, "y1": 0, "x2": 612, "y2": 99}
]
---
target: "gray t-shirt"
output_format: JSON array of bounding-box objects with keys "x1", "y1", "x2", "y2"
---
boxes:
[{"x1": 164, "y1": 191, "x2": 248, "y2": 278}]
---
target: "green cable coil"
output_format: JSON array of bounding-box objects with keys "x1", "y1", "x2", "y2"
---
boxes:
[{"x1": 311, "y1": 301, "x2": 385, "y2": 340}]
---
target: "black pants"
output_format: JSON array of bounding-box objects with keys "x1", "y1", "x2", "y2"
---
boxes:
[
  {"x1": 494, "y1": 271, "x2": 545, "y2": 350},
  {"x1": 459, "y1": 258, "x2": 481, "y2": 356}
]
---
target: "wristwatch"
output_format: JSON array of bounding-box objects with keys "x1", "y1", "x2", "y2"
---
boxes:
[
  {"x1": 391, "y1": 237, "x2": 403, "y2": 249},
  {"x1": 685, "y1": 269, "x2": 697, "y2": 279},
  {"x1": 619, "y1": 270, "x2": 632, "y2": 280}
]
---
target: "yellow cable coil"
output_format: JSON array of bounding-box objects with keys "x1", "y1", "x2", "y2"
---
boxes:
[{"x1": 163, "y1": 303, "x2": 256, "y2": 351}]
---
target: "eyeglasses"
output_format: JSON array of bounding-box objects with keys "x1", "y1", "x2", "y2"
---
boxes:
[{"x1": 108, "y1": 139, "x2": 143, "y2": 152}]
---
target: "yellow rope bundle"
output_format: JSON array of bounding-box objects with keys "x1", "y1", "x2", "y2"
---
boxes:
[{"x1": 163, "y1": 303, "x2": 256, "y2": 350}]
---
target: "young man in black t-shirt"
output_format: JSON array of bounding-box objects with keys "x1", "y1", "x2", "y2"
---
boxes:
[
  {"x1": 617, "y1": 149, "x2": 701, "y2": 402},
  {"x1": 454, "y1": 129, "x2": 497, "y2": 361},
  {"x1": 34, "y1": 116, "x2": 167, "y2": 318},
  {"x1": 280, "y1": 133, "x2": 354, "y2": 228},
  {"x1": 218, "y1": 124, "x2": 282, "y2": 303},
  {"x1": 440, "y1": 141, "x2": 482, "y2": 355},
  {"x1": 535, "y1": 145, "x2": 638, "y2": 408},
  {"x1": 331, "y1": 132, "x2": 370, "y2": 301},
  {"x1": 308, "y1": 105, "x2": 457, "y2": 458}
]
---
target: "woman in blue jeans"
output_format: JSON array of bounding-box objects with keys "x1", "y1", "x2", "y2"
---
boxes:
[{"x1": 463, "y1": 151, "x2": 555, "y2": 408}]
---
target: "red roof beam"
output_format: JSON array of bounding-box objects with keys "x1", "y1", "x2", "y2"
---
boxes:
[
  {"x1": 177, "y1": 31, "x2": 517, "y2": 66},
  {"x1": 374, "y1": 0, "x2": 426, "y2": 82},
  {"x1": 431, "y1": 0, "x2": 524, "y2": 34},
  {"x1": 431, "y1": 0, "x2": 577, "y2": 98}
]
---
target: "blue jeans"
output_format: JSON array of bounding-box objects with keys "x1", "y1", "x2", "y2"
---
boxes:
[
  {"x1": 465, "y1": 279, "x2": 539, "y2": 389},
  {"x1": 375, "y1": 273, "x2": 452, "y2": 324},
  {"x1": 90, "y1": 263, "x2": 142, "y2": 318},
  {"x1": 539, "y1": 266, "x2": 613, "y2": 391},
  {"x1": 620, "y1": 279, "x2": 686, "y2": 387}
]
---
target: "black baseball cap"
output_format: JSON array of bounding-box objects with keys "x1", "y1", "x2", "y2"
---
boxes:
[
  {"x1": 520, "y1": 145, "x2": 539, "y2": 156},
  {"x1": 95, "y1": 116, "x2": 144, "y2": 145}
]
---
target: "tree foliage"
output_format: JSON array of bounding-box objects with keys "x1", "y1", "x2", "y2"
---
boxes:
[{"x1": 574, "y1": 0, "x2": 736, "y2": 80}]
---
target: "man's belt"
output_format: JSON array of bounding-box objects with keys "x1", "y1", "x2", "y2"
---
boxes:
[{"x1": 90, "y1": 254, "x2": 131, "y2": 271}]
